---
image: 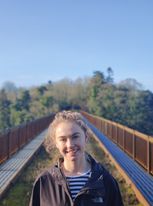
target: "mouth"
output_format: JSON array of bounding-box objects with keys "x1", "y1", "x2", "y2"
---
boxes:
[{"x1": 65, "y1": 148, "x2": 79, "y2": 155}]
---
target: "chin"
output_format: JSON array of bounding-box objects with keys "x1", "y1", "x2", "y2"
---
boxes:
[
  {"x1": 69, "y1": 157, "x2": 77, "y2": 161},
  {"x1": 68, "y1": 151, "x2": 82, "y2": 161}
]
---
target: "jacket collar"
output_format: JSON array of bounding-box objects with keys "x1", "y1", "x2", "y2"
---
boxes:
[
  {"x1": 50, "y1": 153, "x2": 105, "y2": 185},
  {"x1": 48, "y1": 153, "x2": 106, "y2": 201}
]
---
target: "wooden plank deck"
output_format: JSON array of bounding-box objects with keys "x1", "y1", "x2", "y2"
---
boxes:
[
  {"x1": 87, "y1": 121, "x2": 153, "y2": 206},
  {"x1": 0, "y1": 130, "x2": 47, "y2": 199}
]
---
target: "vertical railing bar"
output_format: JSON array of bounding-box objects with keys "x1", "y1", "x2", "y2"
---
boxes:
[{"x1": 132, "y1": 131, "x2": 136, "y2": 160}]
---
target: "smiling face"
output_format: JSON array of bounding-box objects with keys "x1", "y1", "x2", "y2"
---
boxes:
[{"x1": 55, "y1": 121, "x2": 88, "y2": 162}]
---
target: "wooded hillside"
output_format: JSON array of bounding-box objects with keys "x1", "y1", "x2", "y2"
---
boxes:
[{"x1": 1, "y1": 69, "x2": 153, "y2": 135}]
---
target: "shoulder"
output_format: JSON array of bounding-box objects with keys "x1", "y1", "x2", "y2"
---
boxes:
[
  {"x1": 90, "y1": 155, "x2": 118, "y2": 188},
  {"x1": 98, "y1": 163, "x2": 118, "y2": 187},
  {"x1": 33, "y1": 165, "x2": 59, "y2": 185},
  {"x1": 88, "y1": 154, "x2": 110, "y2": 178}
]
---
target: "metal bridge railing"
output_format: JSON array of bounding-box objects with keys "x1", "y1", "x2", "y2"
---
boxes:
[
  {"x1": 0, "y1": 114, "x2": 55, "y2": 164},
  {"x1": 81, "y1": 111, "x2": 153, "y2": 175}
]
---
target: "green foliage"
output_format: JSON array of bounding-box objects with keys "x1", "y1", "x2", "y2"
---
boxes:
[
  {"x1": 18, "y1": 90, "x2": 31, "y2": 111},
  {"x1": 126, "y1": 90, "x2": 153, "y2": 134},
  {"x1": 40, "y1": 96, "x2": 54, "y2": 108},
  {"x1": 2, "y1": 81, "x2": 17, "y2": 93},
  {"x1": 37, "y1": 86, "x2": 47, "y2": 95},
  {"x1": 10, "y1": 109, "x2": 33, "y2": 126},
  {"x1": 0, "y1": 69, "x2": 153, "y2": 135},
  {"x1": 0, "y1": 89, "x2": 11, "y2": 131},
  {"x1": 106, "y1": 67, "x2": 114, "y2": 83},
  {"x1": 87, "y1": 71, "x2": 153, "y2": 135}
]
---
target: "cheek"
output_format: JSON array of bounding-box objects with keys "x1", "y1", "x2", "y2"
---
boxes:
[
  {"x1": 55, "y1": 141, "x2": 61, "y2": 150},
  {"x1": 80, "y1": 138, "x2": 87, "y2": 146},
  {"x1": 55, "y1": 143, "x2": 59, "y2": 150},
  {"x1": 56, "y1": 141, "x2": 66, "y2": 151}
]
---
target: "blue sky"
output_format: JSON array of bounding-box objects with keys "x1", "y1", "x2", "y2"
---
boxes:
[{"x1": 0, "y1": 0, "x2": 153, "y2": 91}]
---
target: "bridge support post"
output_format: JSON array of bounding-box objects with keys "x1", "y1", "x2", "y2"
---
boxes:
[
  {"x1": 147, "y1": 137, "x2": 151, "y2": 173},
  {"x1": 132, "y1": 131, "x2": 136, "y2": 160}
]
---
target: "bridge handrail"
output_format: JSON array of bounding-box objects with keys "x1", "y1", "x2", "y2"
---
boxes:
[
  {"x1": 0, "y1": 114, "x2": 55, "y2": 164},
  {"x1": 81, "y1": 111, "x2": 153, "y2": 175}
]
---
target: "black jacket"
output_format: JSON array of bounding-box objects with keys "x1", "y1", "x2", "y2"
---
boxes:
[{"x1": 29, "y1": 154, "x2": 123, "y2": 206}]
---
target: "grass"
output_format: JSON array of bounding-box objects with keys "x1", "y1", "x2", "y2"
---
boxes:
[
  {"x1": 0, "y1": 147, "x2": 59, "y2": 206},
  {"x1": 0, "y1": 136, "x2": 143, "y2": 206}
]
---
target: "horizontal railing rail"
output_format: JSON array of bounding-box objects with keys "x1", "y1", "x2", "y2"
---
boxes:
[
  {"x1": 81, "y1": 111, "x2": 153, "y2": 175},
  {"x1": 0, "y1": 114, "x2": 55, "y2": 164}
]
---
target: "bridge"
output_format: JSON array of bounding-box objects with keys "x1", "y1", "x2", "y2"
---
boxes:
[{"x1": 0, "y1": 112, "x2": 153, "y2": 205}]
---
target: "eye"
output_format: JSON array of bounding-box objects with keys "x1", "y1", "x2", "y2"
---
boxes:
[
  {"x1": 60, "y1": 138, "x2": 66, "y2": 142},
  {"x1": 73, "y1": 134, "x2": 80, "y2": 139}
]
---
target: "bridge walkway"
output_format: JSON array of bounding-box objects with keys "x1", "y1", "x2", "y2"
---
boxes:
[
  {"x1": 87, "y1": 121, "x2": 153, "y2": 206},
  {"x1": 0, "y1": 130, "x2": 47, "y2": 199}
]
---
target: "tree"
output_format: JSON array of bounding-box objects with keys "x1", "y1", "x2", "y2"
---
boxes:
[
  {"x1": 37, "y1": 86, "x2": 47, "y2": 95},
  {"x1": 127, "y1": 90, "x2": 153, "y2": 134},
  {"x1": 87, "y1": 71, "x2": 106, "y2": 114},
  {"x1": 106, "y1": 67, "x2": 114, "y2": 84},
  {"x1": 2, "y1": 81, "x2": 17, "y2": 93},
  {"x1": 10, "y1": 109, "x2": 33, "y2": 126},
  {"x1": 118, "y1": 78, "x2": 143, "y2": 91},
  {"x1": 0, "y1": 89, "x2": 11, "y2": 131},
  {"x1": 17, "y1": 90, "x2": 31, "y2": 111}
]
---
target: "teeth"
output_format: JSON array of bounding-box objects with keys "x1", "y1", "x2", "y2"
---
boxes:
[{"x1": 67, "y1": 149, "x2": 77, "y2": 153}]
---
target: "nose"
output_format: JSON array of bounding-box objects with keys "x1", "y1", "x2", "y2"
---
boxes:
[{"x1": 66, "y1": 138, "x2": 74, "y2": 148}]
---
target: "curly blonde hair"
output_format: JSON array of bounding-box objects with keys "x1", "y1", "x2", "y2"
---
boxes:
[{"x1": 44, "y1": 111, "x2": 90, "y2": 153}]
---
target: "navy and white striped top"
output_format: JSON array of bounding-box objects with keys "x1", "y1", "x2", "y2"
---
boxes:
[{"x1": 66, "y1": 169, "x2": 91, "y2": 200}]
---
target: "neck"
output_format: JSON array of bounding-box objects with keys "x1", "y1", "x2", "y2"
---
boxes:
[{"x1": 63, "y1": 155, "x2": 90, "y2": 176}]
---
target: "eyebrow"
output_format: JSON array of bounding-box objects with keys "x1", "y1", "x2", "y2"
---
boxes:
[{"x1": 58, "y1": 132, "x2": 80, "y2": 139}]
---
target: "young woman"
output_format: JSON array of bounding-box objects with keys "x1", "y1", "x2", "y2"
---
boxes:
[{"x1": 29, "y1": 111, "x2": 123, "y2": 206}]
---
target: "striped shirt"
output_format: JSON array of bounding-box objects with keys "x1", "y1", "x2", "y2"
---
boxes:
[{"x1": 66, "y1": 169, "x2": 91, "y2": 200}]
